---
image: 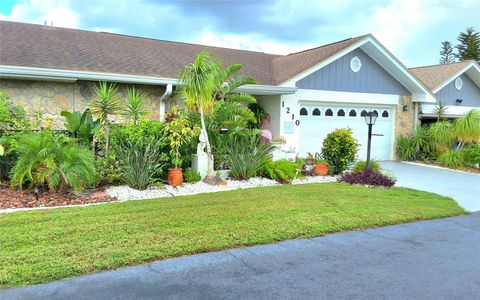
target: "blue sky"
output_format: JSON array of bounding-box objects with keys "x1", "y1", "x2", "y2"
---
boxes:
[{"x1": 1, "y1": 0, "x2": 479, "y2": 67}]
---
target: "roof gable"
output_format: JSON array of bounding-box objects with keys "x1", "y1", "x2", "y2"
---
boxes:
[{"x1": 409, "y1": 61, "x2": 477, "y2": 91}]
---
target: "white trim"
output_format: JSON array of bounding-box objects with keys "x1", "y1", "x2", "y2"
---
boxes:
[
  {"x1": 433, "y1": 62, "x2": 480, "y2": 93},
  {"x1": 0, "y1": 65, "x2": 178, "y2": 85},
  {"x1": 294, "y1": 89, "x2": 400, "y2": 105},
  {"x1": 279, "y1": 36, "x2": 436, "y2": 103},
  {"x1": 234, "y1": 84, "x2": 297, "y2": 95}
]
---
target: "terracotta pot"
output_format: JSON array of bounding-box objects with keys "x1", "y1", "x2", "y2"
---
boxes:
[
  {"x1": 313, "y1": 163, "x2": 329, "y2": 176},
  {"x1": 167, "y1": 168, "x2": 183, "y2": 186}
]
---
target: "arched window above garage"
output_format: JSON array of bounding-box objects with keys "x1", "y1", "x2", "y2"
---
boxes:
[
  {"x1": 373, "y1": 110, "x2": 379, "y2": 117},
  {"x1": 360, "y1": 110, "x2": 368, "y2": 117},
  {"x1": 300, "y1": 107, "x2": 308, "y2": 116},
  {"x1": 337, "y1": 109, "x2": 345, "y2": 117},
  {"x1": 312, "y1": 108, "x2": 321, "y2": 116},
  {"x1": 325, "y1": 109, "x2": 333, "y2": 116},
  {"x1": 382, "y1": 110, "x2": 389, "y2": 118},
  {"x1": 349, "y1": 109, "x2": 357, "y2": 117}
]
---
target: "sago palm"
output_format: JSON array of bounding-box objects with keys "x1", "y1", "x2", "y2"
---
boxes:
[
  {"x1": 11, "y1": 132, "x2": 95, "y2": 192},
  {"x1": 89, "y1": 82, "x2": 121, "y2": 156},
  {"x1": 125, "y1": 87, "x2": 148, "y2": 125}
]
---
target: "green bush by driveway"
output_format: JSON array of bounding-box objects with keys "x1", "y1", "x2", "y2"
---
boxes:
[{"x1": 0, "y1": 183, "x2": 464, "y2": 288}]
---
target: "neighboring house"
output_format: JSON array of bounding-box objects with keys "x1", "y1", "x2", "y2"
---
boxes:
[
  {"x1": 0, "y1": 20, "x2": 435, "y2": 161},
  {"x1": 410, "y1": 60, "x2": 480, "y2": 123}
]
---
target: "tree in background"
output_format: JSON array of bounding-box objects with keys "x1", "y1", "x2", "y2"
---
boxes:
[
  {"x1": 455, "y1": 27, "x2": 480, "y2": 61},
  {"x1": 439, "y1": 41, "x2": 455, "y2": 64}
]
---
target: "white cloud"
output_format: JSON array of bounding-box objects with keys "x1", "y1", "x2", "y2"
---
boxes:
[
  {"x1": 0, "y1": 0, "x2": 78, "y2": 28},
  {"x1": 198, "y1": 31, "x2": 315, "y2": 55}
]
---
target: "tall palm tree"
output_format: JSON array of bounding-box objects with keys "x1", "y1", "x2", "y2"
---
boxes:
[
  {"x1": 178, "y1": 51, "x2": 256, "y2": 184},
  {"x1": 89, "y1": 82, "x2": 121, "y2": 157},
  {"x1": 125, "y1": 87, "x2": 148, "y2": 125}
]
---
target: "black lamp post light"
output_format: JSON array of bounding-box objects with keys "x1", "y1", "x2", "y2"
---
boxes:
[{"x1": 363, "y1": 111, "x2": 378, "y2": 170}]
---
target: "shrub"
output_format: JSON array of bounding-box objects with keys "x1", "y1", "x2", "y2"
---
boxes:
[
  {"x1": 262, "y1": 159, "x2": 302, "y2": 184},
  {"x1": 226, "y1": 135, "x2": 272, "y2": 180},
  {"x1": 184, "y1": 169, "x2": 202, "y2": 183},
  {"x1": 428, "y1": 121, "x2": 453, "y2": 153},
  {"x1": 61, "y1": 109, "x2": 101, "y2": 146},
  {"x1": 395, "y1": 135, "x2": 416, "y2": 161},
  {"x1": 463, "y1": 144, "x2": 480, "y2": 167},
  {"x1": 321, "y1": 128, "x2": 359, "y2": 174},
  {"x1": 114, "y1": 138, "x2": 166, "y2": 190},
  {"x1": 352, "y1": 160, "x2": 381, "y2": 173},
  {"x1": 0, "y1": 91, "x2": 30, "y2": 130},
  {"x1": 437, "y1": 149, "x2": 465, "y2": 168},
  {"x1": 451, "y1": 109, "x2": 480, "y2": 145},
  {"x1": 340, "y1": 169, "x2": 396, "y2": 187},
  {"x1": 11, "y1": 132, "x2": 95, "y2": 192}
]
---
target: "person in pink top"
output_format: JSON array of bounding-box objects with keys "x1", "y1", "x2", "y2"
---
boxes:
[{"x1": 259, "y1": 114, "x2": 272, "y2": 144}]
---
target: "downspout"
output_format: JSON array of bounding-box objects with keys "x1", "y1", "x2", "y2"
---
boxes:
[{"x1": 159, "y1": 84, "x2": 173, "y2": 121}]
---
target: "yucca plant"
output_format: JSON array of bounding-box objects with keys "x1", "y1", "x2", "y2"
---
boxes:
[
  {"x1": 428, "y1": 121, "x2": 453, "y2": 153},
  {"x1": 411, "y1": 124, "x2": 432, "y2": 158},
  {"x1": 124, "y1": 87, "x2": 149, "y2": 125},
  {"x1": 437, "y1": 149, "x2": 465, "y2": 168},
  {"x1": 226, "y1": 135, "x2": 272, "y2": 180},
  {"x1": 11, "y1": 132, "x2": 95, "y2": 192},
  {"x1": 90, "y1": 82, "x2": 121, "y2": 156},
  {"x1": 452, "y1": 109, "x2": 480, "y2": 147},
  {"x1": 115, "y1": 137, "x2": 165, "y2": 189},
  {"x1": 434, "y1": 101, "x2": 448, "y2": 121}
]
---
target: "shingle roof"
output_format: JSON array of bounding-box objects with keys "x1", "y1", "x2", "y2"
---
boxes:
[
  {"x1": 0, "y1": 20, "x2": 369, "y2": 85},
  {"x1": 409, "y1": 61, "x2": 474, "y2": 91}
]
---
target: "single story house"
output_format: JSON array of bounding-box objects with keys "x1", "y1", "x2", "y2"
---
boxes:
[
  {"x1": 410, "y1": 60, "x2": 480, "y2": 123},
  {"x1": 0, "y1": 20, "x2": 437, "y2": 161}
]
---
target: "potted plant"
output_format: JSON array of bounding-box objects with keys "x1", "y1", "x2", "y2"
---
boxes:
[
  {"x1": 165, "y1": 109, "x2": 199, "y2": 186},
  {"x1": 312, "y1": 152, "x2": 329, "y2": 176}
]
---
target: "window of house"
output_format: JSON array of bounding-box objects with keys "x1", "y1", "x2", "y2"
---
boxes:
[
  {"x1": 382, "y1": 110, "x2": 389, "y2": 118},
  {"x1": 360, "y1": 110, "x2": 368, "y2": 117},
  {"x1": 325, "y1": 108, "x2": 333, "y2": 116},
  {"x1": 337, "y1": 109, "x2": 345, "y2": 117},
  {"x1": 350, "y1": 56, "x2": 362, "y2": 73},
  {"x1": 300, "y1": 107, "x2": 308, "y2": 115},
  {"x1": 455, "y1": 77, "x2": 463, "y2": 90},
  {"x1": 349, "y1": 109, "x2": 357, "y2": 117},
  {"x1": 313, "y1": 108, "x2": 321, "y2": 116}
]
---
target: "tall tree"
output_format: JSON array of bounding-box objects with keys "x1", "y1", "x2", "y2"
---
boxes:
[
  {"x1": 439, "y1": 41, "x2": 455, "y2": 64},
  {"x1": 455, "y1": 27, "x2": 480, "y2": 61},
  {"x1": 179, "y1": 51, "x2": 256, "y2": 185}
]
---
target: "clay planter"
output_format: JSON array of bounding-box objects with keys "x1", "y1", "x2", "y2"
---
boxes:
[
  {"x1": 167, "y1": 168, "x2": 183, "y2": 186},
  {"x1": 313, "y1": 163, "x2": 329, "y2": 176}
]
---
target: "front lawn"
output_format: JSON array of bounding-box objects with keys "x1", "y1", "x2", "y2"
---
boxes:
[{"x1": 0, "y1": 183, "x2": 464, "y2": 288}]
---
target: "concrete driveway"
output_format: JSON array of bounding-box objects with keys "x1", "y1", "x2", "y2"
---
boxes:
[
  {"x1": 380, "y1": 161, "x2": 480, "y2": 212},
  {"x1": 1, "y1": 213, "x2": 479, "y2": 300}
]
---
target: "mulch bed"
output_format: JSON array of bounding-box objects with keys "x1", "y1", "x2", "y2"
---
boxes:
[{"x1": 0, "y1": 183, "x2": 117, "y2": 209}]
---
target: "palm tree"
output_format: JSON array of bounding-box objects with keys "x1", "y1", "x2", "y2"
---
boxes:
[
  {"x1": 434, "y1": 101, "x2": 448, "y2": 121},
  {"x1": 178, "y1": 51, "x2": 256, "y2": 184},
  {"x1": 125, "y1": 87, "x2": 148, "y2": 125},
  {"x1": 452, "y1": 109, "x2": 480, "y2": 148},
  {"x1": 89, "y1": 82, "x2": 121, "y2": 157}
]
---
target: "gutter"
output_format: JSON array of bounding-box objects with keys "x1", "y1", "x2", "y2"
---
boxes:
[
  {"x1": 159, "y1": 84, "x2": 173, "y2": 121},
  {"x1": 0, "y1": 65, "x2": 178, "y2": 85}
]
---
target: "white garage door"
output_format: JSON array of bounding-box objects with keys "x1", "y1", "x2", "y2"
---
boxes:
[{"x1": 299, "y1": 105, "x2": 394, "y2": 161}]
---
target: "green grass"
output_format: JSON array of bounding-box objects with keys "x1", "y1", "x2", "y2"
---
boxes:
[{"x1": 0, "y1": 183, "x2": 464, "y2": 288}]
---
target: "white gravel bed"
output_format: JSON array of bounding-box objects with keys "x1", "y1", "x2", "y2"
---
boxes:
[{"x1": 106, "y1": 176, "x2": 338, "y2": 201}]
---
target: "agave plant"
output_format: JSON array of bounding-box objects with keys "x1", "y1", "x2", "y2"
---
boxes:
[
  {"x1": 124, "y1": 87, "x2": 149, "y2": 125},
  {"x1": 451, "y1": 109, "x2": 480, "y2": 147},
  {"x1": 89, "y1": 82, "x2": 121, "y2": 156},
  {"x1": 61, "y1": 109, "x2": 101, "y2": 145},
  {"x1": 11, "y1": 132, "x2": 95, "y2": 192}
]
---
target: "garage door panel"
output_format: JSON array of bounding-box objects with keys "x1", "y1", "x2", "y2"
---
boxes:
[{"x1": 299, "y1": 105, "x2": 393, "y2": 161}]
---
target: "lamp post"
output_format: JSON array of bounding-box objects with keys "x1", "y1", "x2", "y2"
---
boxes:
[{"x1": 363, "y1": 111, "x2": 378, "y2": 170}]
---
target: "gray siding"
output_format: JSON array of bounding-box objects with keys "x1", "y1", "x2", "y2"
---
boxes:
[
  {"x1": 295, "y1": 48, "x2": 411, "y2": 96},
  {"x1": 435, "y1": 73, "x2": 480, "y2": 107}
]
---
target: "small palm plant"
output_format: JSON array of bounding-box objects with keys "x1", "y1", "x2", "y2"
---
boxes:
[
  {"x1": 434, "y1": 101, "x2": 448, "y2": 121},
  {"x1": 124, "y1": 87, "x2": 148, "y2": 125},
  {"x1": 11, "y1": 132, "x2": 95, "y2": 192},
  {"x1": 451, "y1": 109, "x2": 480, "y2": 148},
  {"x1": 89, "y1": 82, "x2": 121, "y2": 156}
]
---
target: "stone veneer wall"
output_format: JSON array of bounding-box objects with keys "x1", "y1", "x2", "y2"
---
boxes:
[
  {"x1": 0, "y1": 79, "x2": 172, "y2": 128},
  {"x1": 393, "y1": 95, "x2": 416, "y2": 159}
]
